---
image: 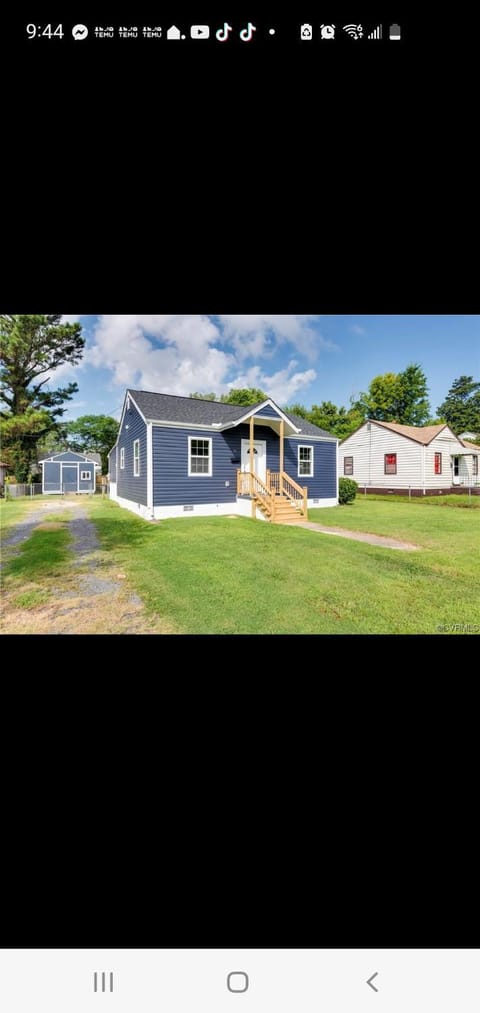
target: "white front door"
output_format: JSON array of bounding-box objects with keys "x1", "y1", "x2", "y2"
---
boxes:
[{"x1": 241, "y1": 439, "x2": 267, "y2": 483}]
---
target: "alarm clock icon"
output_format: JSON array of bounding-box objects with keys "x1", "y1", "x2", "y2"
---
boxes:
[{"x1": 320, "y1": 24, "x2": 336, "y2": 39}]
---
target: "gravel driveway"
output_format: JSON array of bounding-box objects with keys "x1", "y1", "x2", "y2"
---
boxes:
[{"x1": 1, "y1": 498, "x2": 174, "y2": 634}]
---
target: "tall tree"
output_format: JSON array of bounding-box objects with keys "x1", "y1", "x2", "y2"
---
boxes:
[
  {"x1": 352, "y1": 363, "x2": 431, "y2": 425},
  {"x1": 0, "y1": 315, "x2": 84, "y2": 480},
  {"x1": 220, "y1": 388, "x2": 268, "y2": 406},
  {"x1": 65, "y1": 414, "x2": 119, "y2": 472},
  {"x1": 190, "y1": 392, "x2": 218, "y2": 401},
  {"x1": 392, "y1": 363, "x2": 431, "y2": 425},
  {"x1": 437, "y1": 376, "x2": 480, "y2": 435}
]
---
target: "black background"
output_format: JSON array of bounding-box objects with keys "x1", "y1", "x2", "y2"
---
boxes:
[{"x1": 1, "y1": 5, "x2": 478, "y2": 950}]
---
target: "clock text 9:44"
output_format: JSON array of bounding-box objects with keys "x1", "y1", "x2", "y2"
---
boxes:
[{"x1": 26, "y1": 24, "x2": 64, "y2": 39}]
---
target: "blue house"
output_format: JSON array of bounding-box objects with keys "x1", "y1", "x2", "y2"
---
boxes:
[
  {"x1": 40, "y1": 450, "x2": 97, "y2": 494},
  {"x1": 108, "y1": 390, "x2": 338, "y2": 522}
]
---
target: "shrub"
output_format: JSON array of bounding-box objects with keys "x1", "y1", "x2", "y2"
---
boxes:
[{"x1": 339, "y1": 477, "x2": 358, "y2": 504}]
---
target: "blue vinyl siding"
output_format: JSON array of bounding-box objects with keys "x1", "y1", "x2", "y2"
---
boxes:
[
  {"x1": 116, "y1": 400, "x2": 148, "y2": 505},
  {"x1": 152, "y1": 423, "x2": 337, "y2": 505},
  {"x1": 152, "y1": 424, "x2": 277, "y2": 506},
  {"x1": 284, "y1": 439, "x2": 337, "y2": 498},
  {"x1": 253, "y1": 404, "x2": 283, "y2": 420},
  {"x1": 109, "y1": 448, "x2": 117, "y2": 482}
]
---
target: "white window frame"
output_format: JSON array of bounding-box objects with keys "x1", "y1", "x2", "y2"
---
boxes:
[
  {"x1": 188, "y1": 436, "x2": 212, "y2": 477},
  {"x1": 133, "y1": 439, "x2": 140, "y2": 477},
  {"x1": 120, "y1": 447, "x2": 125, "y2": 469},
  {"x1": 297, "y1": 444, "x2": 313, "y2": 478},
  {"x1": 80, "y1": 470, "x2": 90, "y2": 481}
]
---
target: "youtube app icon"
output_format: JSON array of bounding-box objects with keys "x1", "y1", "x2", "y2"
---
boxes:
[{"x1": 190, "y1": 25, "x2": 210, "y2": 38}]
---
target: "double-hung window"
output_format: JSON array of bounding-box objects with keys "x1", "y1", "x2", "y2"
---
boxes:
[
  {"x1": 189, "y1": 437, "x2": 212, "y2": 476},
  {"x1": 384, "y1": 453, "x2": 397, "y2": 475},
  {"x1": 133, "y1": 439, "x2": 140, "y2": 477},
  {"x1": 298, "y1": 445, "x2": 313, "y2": 477}
]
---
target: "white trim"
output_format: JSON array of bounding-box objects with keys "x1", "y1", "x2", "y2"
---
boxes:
[
  {"x1": 188, "y1": 436, "x2": 212, "y2": 477},
  {"x1": 80, "y1": 470, "x2": 90, "y2": 481},
  {"x1": 308, "y1": 497, "x2": 338, "y2": 509},
  {"x1": 150, "y1": 420, "x2": 219, "y2": 432},
  {"x1": 106, "y1": 494, "x2": 340, "y2": 521},
  {"x1": 121, "y1": 391, "x2": 148, "y2": 427},
  {"x1": 133, "y1": 439, "x2": 140, "y2": 477},
  {"x1": 39, "y1": 452, "x2": 98, "y2": 464},
  {"x1": 146, "y1": 419, "x2": 337, "y2": 441},
  {"x1": 110, "y1": 494, "x2": 266, "y2": 522},
  {"x1": 284, "y1": 433, "x2": 338, "y2": 443},
  {"x1": 297, "y1": 444, "x2": 313, "y2": 477},
  {"x1": 120, "y1": 447, "x2": 125, "y2": 469},
  {"x1": 146, "y1": 422, "x2": 153, "y2": 514},
  {"x1": 226, "y1": 399, "x2": 301, "y2": 433}
]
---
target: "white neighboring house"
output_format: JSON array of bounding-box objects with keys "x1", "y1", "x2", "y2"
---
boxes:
[{"x1": 340, "y1": 420, "x2": 480, "y2": 495}]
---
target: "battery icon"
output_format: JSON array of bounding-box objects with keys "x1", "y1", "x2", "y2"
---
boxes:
[{"x1": 389, "y1": 23, "x2": 401, "y2": 40}]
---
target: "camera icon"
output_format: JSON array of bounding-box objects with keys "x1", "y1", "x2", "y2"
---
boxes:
[{"x1": 300, "y1": 24, "x2": 312, "y2": 40}]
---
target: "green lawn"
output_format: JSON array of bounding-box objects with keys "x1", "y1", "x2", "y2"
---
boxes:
[
  {"x1": 84, "y1": 497, "x2": 480, "y2": 634},
  {"x1": 0, "y1": 496, "x2": 41, "y2": 537}
]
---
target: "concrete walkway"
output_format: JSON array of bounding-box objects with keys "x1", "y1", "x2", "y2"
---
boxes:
[{"x1": 293, "y1": 520, "x2": 419, "y2": 550}]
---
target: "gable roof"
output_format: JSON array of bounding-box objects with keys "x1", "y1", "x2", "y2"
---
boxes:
[
  {"x1": 461, "y1": 440, "x2": 480, "y2": 451},
  {"x1": 127, "y1": 389, "x2": 335, "y2": 439},
  {"x1": 39, "y1": 450, "x2": 99, "y2": 463},
  {"x1": 364, "y1": 423, "x2": 449, "y2": 447}
]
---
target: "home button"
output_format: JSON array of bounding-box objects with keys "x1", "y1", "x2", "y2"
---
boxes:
[{"x1": 227, "y1": 972, "x2": 249, "y2": 993}]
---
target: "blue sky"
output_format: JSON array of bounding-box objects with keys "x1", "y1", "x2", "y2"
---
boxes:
[{"x1": 57, "y1": 315, "x2": 480, "y2": 421}]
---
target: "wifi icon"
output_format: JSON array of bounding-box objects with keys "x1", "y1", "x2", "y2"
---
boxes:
[{"x1": 343, "y1": 23, "x2": 363, "y2": 39}]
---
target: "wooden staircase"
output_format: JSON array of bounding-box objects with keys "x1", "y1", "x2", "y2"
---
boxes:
[{"x1": 237, "y1": 470, "x2": 308, "y2": 524}]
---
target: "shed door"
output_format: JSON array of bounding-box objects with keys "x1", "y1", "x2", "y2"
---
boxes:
[{"x1": 61, "y1": 464, "x2": 78, "y2": 492}]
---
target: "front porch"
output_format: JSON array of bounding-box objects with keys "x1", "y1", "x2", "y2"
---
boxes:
[
  {"x1": 237, "y1": 468, "x2": 308, "y2": 523},
  {"x1": 233, "y1": 408, "x2": 308, "y2": 522}
]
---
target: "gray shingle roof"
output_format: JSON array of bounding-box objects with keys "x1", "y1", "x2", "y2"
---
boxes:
[{"x1": 127, "y1": 390, "x2": 335, "y2": 439}]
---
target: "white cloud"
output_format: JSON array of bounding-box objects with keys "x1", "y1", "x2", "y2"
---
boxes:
[
  {"x1": 228, "y1": 361, "x2": 316, "y2": 405},
  {"x1": 83, "y1": 315, "x2": 327, "y2": 401},
  {"x1": 350, "y1": 325, "x2": 366, "y2": 335},
  {"x1": 86, "y1": 315, "x2": 233, "y2": 395},
  {"x1": 217, "y1": 314, "x2": 334, "y2": 361},
  {"x1": 61, "y1": 314, "x2": 82, "y2": 323}
]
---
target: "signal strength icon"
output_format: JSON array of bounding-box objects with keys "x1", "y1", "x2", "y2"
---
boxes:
[{"x1": 367, "y1": 24, "x2": 382, "y2": 39}]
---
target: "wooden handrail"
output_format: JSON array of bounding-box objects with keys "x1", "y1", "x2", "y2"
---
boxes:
[
  {"x1": 236, "y1": 469, "x2": 307, "y2": 519},
  {"x1": 281, "y1": 471, "x2": 304, "y2": 498}
]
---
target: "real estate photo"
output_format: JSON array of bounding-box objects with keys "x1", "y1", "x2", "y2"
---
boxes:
[{"x1": 1, "y1": 314, "x2": 479, "y2": 635}]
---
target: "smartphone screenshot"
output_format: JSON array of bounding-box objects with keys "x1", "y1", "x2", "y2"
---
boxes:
[{"x1": 1, "y1": 2, "x2": 478, "y2": 1007}]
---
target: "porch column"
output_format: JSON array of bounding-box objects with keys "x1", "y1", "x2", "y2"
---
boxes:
[
  {"x1": 250, "y1": 414, "x2": 255, "y2": 517},
  {"x1": 279, "y1": 419, "x2": 284, "y2": 494}
]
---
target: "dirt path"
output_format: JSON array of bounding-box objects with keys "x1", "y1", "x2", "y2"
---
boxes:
[
  {"x1": 1, "y1": 498, "x2": 175, "y2": 633},
  {"x1": 292, "y1": 519, "x2": 419, "y2": 550}
]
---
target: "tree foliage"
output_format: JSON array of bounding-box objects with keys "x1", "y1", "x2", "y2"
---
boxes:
[
  {"x1": 0, "y1": 314, "x2": 84, "y2": 480},
  {"x1": 65, "y1": 414, "x2": 119, "y2": 473},
  {"x1": 220, "y1": 388, "x2": 268, "y2": 406},
  {"x1": 352, "y1": 363, "x2": 431, "y2": 425},
  {"x1": 437, "y1": 376, "x2": 480, "y2": 435},
  {"x1": 189, "y1": 388, "x2": 268, "y2": 406}
]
